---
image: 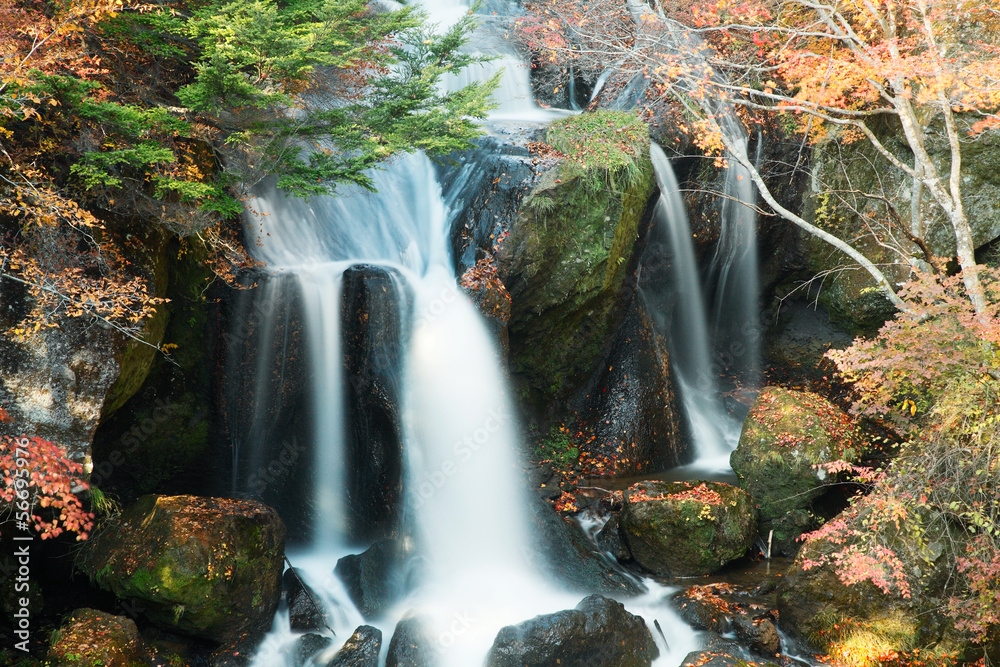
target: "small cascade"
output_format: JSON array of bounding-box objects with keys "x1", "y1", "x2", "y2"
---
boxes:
[
  {"x1": 643, "y1": 144, "x2": 739, "y2": 469},
  {"x1": 708, "y1": 115, "x2": 762, "y2": 388},
  {"x1": 236, "y1": 146, "x2": 699, "y2": 666}
]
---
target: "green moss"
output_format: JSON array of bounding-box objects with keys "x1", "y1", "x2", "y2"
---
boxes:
[{"x1": 505, "y1": 111, "x2": 655, "y2": 410}]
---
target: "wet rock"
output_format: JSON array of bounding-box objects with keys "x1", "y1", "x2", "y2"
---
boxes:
[
  {"x1": 77, "y1": 495, "x2": 285, "y2": 643},
  {"x1": 733, "y1": 614, "x2": 781, "y2": 657},
  {"x1": 731, "y1": 387, "x2": 862, "y2": 555},
  {"x1": 334, "y1": 539, "x2": 408, "y2": 621},
  {"x1": 525, "y1": 494, "x2": 643, "y2": 597},
  {"x1": 570, "y1": 295, "x2": 686, "y2": 476},
  {"x1": 485, "y1": 594, "x2": 658, "y2": 667},
  {"x1": 210, "y1": 634, "x2": 265, "y2": 667},
  {"x1": 595, "y1": 514, "x2": 632, "y2": 563},
  {"x1": 214, "y1": 271, "x2": 313, "y2": 538},
  {"x1": 679, "y1": 651, "x2": 746, "y2": 667},
  {"x1": 671, "y1": 590, "x2": 731, "y2": 634},
  {"x1": 386, "y1": 615, "x2": 436, "y2": 667},
  {"x1": 619, "y1": 480, "x2": 757, "y2": 576},
  {"x1": 328, "y1": 625, "x2": 382, "y2": 667},
  {"x1": 296, "y1": 634, "x2": 333, "y2": 667},
  {"x1": 284, "y1": 567, "x2": 332, "y2": 632},
  {"x1": 47, "y1": 608, "x2": 151, "y2": 667},
  {"x1": 341, "y1": 265, "x2": 408, "y2": 542}
]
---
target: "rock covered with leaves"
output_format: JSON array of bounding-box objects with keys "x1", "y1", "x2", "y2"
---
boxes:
[
  {"x1": 619, "y1": 480, "x2": 756, "y2": 577},
  {"x1": 485, "y1": 594, "x2": 658, "y2": 667},
  {"x1": 731, "y1": 386, "x2": 863, "y2": 554},
  {"x1": 77, "y1": 494, "x2": 285, "y2": 643},
  {"x1": 47, "y1": 608, "x2": 151, "y2": 667}
]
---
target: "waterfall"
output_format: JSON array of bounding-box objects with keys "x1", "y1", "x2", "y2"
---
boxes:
[
  {"x1": 226, "y1": 2, "x2": 706, "y2": 664},
  {"x1": 642, "y1": 144, "x2": 739, "y2": 469},
  {"x1": 708, "y1": 116, "x2": 761, "y2": 388}
]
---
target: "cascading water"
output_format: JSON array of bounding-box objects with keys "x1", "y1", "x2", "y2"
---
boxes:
[
  {"x1": 642, "y1": 144, "x2": 741, "y2": 470},
  {"x1": 707, "y1": 116, "x2": 762, "y2": 389},
  {"x1": 227, "y1": 2, "x2": 704, "y2": 661}
]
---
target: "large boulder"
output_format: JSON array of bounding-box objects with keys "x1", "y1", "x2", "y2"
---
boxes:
[
  {"x1": 801, "y1": 122, "x2": 1000, "y2": 331},
  {"x1": 328, "y1": 625, "x2": 382, "y2": 667},
  {"x1": 485, "y1": 594, "x2": 659, "y2": 667},
  {"x1": 386, "y1": 615, "x2": 436, "y2": 667},
  {"x1": 77, "y1": 495, "x2": 285, "y2": 643},
  {"x1": 619, "y1": 481, "x2": 757, "y2": 577},
  {"x1": 499, "y1": 110, "x2": 655, "y2": 413},
  {"x1": 731, "y1": 387, "x2": 862, "y2": 555},
  {"x1": 570, "y1": 295, "x2": 687, "y2": 476},
  {"x1": 47, "y1": 608, "x2": 151, "y2": 667},
  {"x1": 0, "y1": 225, "x2": 171, "y2": 465}
]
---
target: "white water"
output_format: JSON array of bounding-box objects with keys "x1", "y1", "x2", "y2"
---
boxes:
[
  {"x1": 645, "y1": 144, "x2": 740, "y2": 472},
  {"x1": 229, "y1": 1, "x2": 717, "y2": 663},
  {"x1": 240, "y1": 144, "x2": 700, "y2": 665}
]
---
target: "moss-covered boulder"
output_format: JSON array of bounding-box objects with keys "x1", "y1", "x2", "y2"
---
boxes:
[
  {"x1": 619, "y1": 481, "x2": 757, "y2": 577},
  {"x1": 47, "y1": 608, "x2": 151, "y2": 667},
  {"x1": 78, "y1": 495, "x2": 285, "y2": 643},
  {"x1": 731, "y1": 387, "x2": 862, "y2": 555},
  {"x1": 499, "y1": 110, "x2": 655, "y2": 411}
]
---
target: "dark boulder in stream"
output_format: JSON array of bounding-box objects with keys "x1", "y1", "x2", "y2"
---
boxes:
[
  {"x1": 619, "y1": 480, "x2": 756, "y2": 577},
  {"x1": 386, "y1": 614, "x2": 436, "y2": 667},
  {"x1": 327, "y1": 624, "x2": 382, "y2": 667},
  {"x1": 485, "y1": 594, "x2": 658, "y2": 667},
  {"x1": 284, "y1": 567, "x2": 333, "y2": 632},
  {"x1": 77, "y1": 495, "x2": 284, "y2": 643},
  {"x1": 525, "y1": 494, "x2": 643, "y2": 597},
  {"x1": 334, "y1": 539, "x2": 411, "y2": 620}
]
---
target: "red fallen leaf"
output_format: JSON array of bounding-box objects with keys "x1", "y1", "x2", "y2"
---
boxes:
[{"x1": 0, "y1": 407, "x2": 9, "y2": 422}]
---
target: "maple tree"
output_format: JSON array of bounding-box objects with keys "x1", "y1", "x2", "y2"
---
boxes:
[
  {"x1": 0, "y1": 433, "x2": 94, "y2": 540},
  {"x1": 794, "y1": 267, "x2": 1000, "y2": 644},
  {"x1": 515, "y1": 0, "x2": 1000, "y2": 313}
]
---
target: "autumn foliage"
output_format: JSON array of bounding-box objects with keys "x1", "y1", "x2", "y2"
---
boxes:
[
  {"x1": 799, "y1": 267, "x2": 1000, "y2": 643},
  {"x1": 1, "y1": 434, "x2": 94, "y2": 540}
]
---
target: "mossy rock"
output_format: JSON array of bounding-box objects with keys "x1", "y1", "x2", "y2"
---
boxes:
[
  {"x1": 47, "y1": 608, "x2": 151, "y2": 667},
  {"x1": 802, "y1": 119, "x2": 1000, "y2": 333},
  {"x1": 500, "y1": 110, "x2": 654, "y2": 411},
  {"x1": 731, "y1": 387, "x2": 862, "y2": 552},
  {"x1": 77, "y1": 494, "x2": 285, "y2": 643},
  {"x1": 619, "y1": 480, "x2": 757, "y2": 577}
]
